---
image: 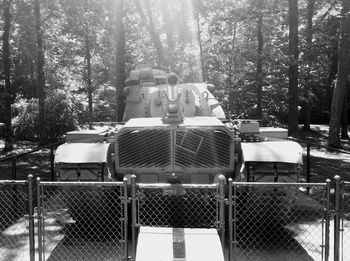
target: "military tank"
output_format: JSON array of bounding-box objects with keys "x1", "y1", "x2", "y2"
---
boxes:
[
  {"x1": 54, "y1": 65, "x2": 303, "y2": 184},
  {"x1": 54, "y1": 65, "x2": 304, "y2": 236}
]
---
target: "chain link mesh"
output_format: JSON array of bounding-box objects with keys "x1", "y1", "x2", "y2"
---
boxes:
[
  {"x1": 342, "y1": 182, "x2": 350, "y2": 261},
  {"x1": 136, "y1": 185, "x2": 218, "y2": 228},
  {"x1": 231, "y1": 183, "x2": 328, "y2": 261},
  {"x1": 0, "y1": 181, "x2": 29, "y2": 261},
  {"x1": 40, "y1": 183, "x2": 125, "y2": 261}
]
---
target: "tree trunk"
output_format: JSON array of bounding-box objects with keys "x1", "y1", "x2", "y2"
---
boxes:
[
  {"x1": 2, "y1": 0, "x2": 13, "y2": 151},
  {"x1": 303, "y1": 0, "x2": 315, "y2": 131},
  {"x1": 162, "y1": 4, "x2": 174, "y2": 51},
  {"x1": 195, "y1": 9, "x2": 205, "y2": 82},
  {"x1": 325, "y1": 19, "x2": 340, "y2": 114},
  {"x1": 84, "y1": 23, "x2": 93, "y2": 129},
  {"x1": 135, "y1": 0, "x2": 166, "y2": 67},
  {"x1": 116, "y1": 0, "x2": 127, "y2": 122},
  {"x1": 177, "y1": 0, "x2": 191, "y2": 44},
  {"x1": 256, "y1": 0, "x2": 264, "y2": 120},
  {"x1": 328, "y1": 0, "x2": 350, "y2": 148},
  {"x1": 83, "y1": 0, "x2": 93, "y2": 129},
  {"x1": 34, "y1": 0, "x2": 47, "y2": 145},
  {"x1": 288, "y1": 0, "x2": 299, "y2": 136},
  {"x1": 326, "y1": 53, "x2": 338, "y2": 113},
  {"x1": 341, "y1": 94, "x2": 349, "y2": 139}
]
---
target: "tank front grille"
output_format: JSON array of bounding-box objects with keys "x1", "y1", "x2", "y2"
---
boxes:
[
  {"x1": 175, "y1": 129, "x2": 231, "y2": 168},
  {"x1": 118, "y1": 129, "x2": 171, "y2": 168}
]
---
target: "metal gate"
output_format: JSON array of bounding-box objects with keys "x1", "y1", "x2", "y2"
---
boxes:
[
  {"x1": 36, "y1": 180, "x2": 128, "y2": 261},
  {"x1": 335, "y1": 179, "x2": 350, "y2": 261},
  {"x1": 227, "y1": 180, "x2": 331, "y2": 261},
  {"x1": 128, "y1": 176, "x2": 226, "y2": 260}
]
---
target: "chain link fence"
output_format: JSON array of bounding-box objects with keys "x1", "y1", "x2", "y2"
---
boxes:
[
  {"x1": 135, "y1": 184, "x2": 220, "y2": 228},
  {"x1": 37, "y1": 181, "x2": 127, "y2": 261},
  {"x1": 0, "y1": 180, "x2": 31, "y2": 261},
  {"x1": 228, "y1": 180, "x2": 331, "y2": 261},
  {"x1": 4, "y1": 176, "x2": 350, "y2": 261}
]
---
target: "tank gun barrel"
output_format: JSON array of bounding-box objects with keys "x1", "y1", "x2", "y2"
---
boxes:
[{"x1": 162, "y1": 73, "x2": 183, "y2": 124}]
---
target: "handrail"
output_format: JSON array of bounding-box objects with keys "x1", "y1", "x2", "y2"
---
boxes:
[
  {"x1": 288, "y1": 137, "x2": 350, "y2": 155},
  {"x1": 0, "y1": 140, "x2": 64, "y2": 180},
  {"x1": 0, "y1": 140, "x2": 64, "y2": 163}
]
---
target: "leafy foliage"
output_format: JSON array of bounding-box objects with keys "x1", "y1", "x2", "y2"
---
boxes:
[
  {"x1": 13, "y1": 91, "x2": 76, "y2": 142},
  {"x1": 0, "y1": 0, "x2": 347, "y2": 143}
]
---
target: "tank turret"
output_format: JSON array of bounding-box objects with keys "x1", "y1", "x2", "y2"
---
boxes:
[{"x1": 122, "y1": 67, "x2": 226, "y2": 122}]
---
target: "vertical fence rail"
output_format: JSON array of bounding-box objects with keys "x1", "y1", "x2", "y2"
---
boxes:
[
  {"x1": 28, "y1": 175, "x2": 35, "y2": 261},
  {"x1": 334, "y1": 175, "x2": 341, "y2": 261},
  {"x1": 232, "y1": 182, "x2": 238, "y2": 261},
  {"x1": 36, "y1": 178, "x2": 43, "y2": 261},
  {"x1": 325, "y1": 179, "x2": 331, "y2": 261},
  {"x1": 123, "y1": 178, "x2": 129, "y2": 261},
  {"x1": 218, "y1": 175, "x2": 226, "y2": 257},
  {"x1": 342, "y1": 181, "x2": 350, "y2": 261},
  {"x1": 131, "y1": 175, "x2": 137, "y2": 261},
  {"x1": 228, "y1": 178, "x2": 233, "y2": 261},
  {"x1": 12, "y1": 158, "x2": 17, "y2": 180}
]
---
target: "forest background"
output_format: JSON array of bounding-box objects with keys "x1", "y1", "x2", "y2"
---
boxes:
[{"x1": 0, "y1": 0, "x2": 349, "y2": 150}]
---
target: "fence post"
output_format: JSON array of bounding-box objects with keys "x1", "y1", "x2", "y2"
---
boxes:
[
  {"x1": 37, "y1": 178, "x2": 43, "y2": 261},
  {"x1": 28, "y1": 175, "x2": 35, "y2": 261},
  {"x1": 131, "y1": 175, "x2": 137, "y2": 261},
  {"x1": 123, "y1": 178, "x2": 128, "y2": 261},
  {"x1": 228, "y1": 178, "x2": 233, "y2": 261},
  {"x1": 306, "y1": 143, "x2": 310, "y2": 194},
  {"x1": 233, "y1": 183, "x2": 238, "y2": 261},
  {"x1": 50, "y1": 147, "x2": 55, "y2": 181},
  {"x1": 334, "y1": 175, "x2": 341, "y2": 261},
  {"x1": 12, "y1": 158, "x2": 17, "y2": 180},
  {"x1": 218, "y1": 175, "x2": 226, "y2": 258},
  {"x1": 325, "y1": 179, "x2": 331, "y2": 261}
]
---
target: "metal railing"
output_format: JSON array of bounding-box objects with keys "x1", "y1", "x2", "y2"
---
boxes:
[
  {"x1": 0, "y1": 141, "x2": 64, "y2": 181},
  {"x1": 2, "y1": 175, "x2": 350, "y2": 261},
  {"x1": 291, "y1": 138, "x2": 350, "y2": 184}
]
